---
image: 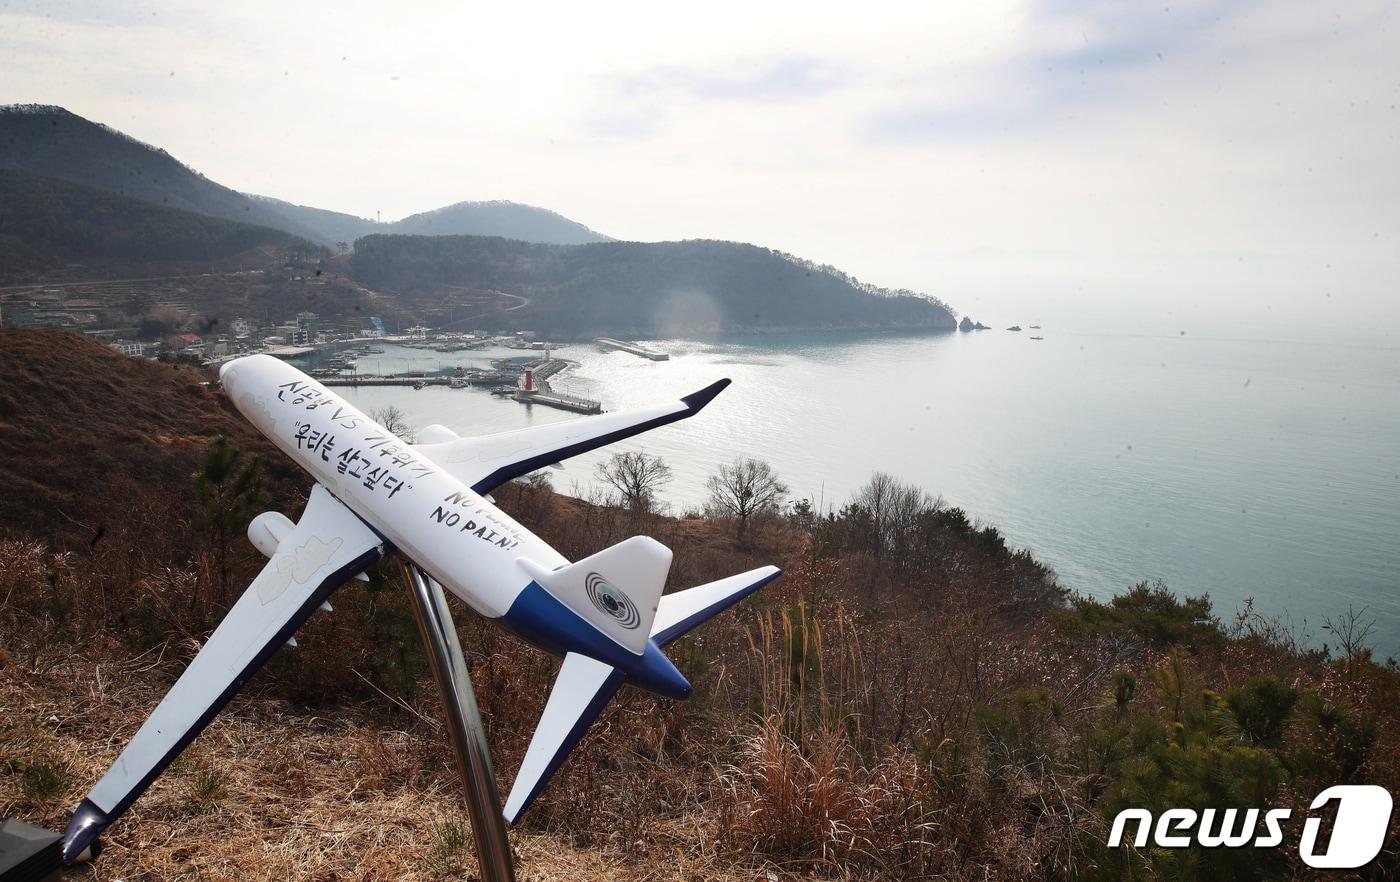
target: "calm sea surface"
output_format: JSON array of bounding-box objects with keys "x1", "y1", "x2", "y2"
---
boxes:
[{"x1": 294, "y1": 329, "x2": 1400, "y2": 656}]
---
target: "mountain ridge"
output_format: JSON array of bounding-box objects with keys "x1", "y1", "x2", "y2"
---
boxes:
[
  {"x1": 0, "y1": 104, "x2": 330, "y2": 242},
  {"x1": 0, "y1": 104, "x2": 609, "y2": 247},
  {"x1": 390, "y1": 200, "x2": 610, "y2": 245},
  {"x1": 1, "y1": 104, "x2": 957, "y2": 337}
]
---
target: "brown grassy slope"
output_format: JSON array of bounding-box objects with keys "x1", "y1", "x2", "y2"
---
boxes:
[
  {"x1": 7, "y1": 330, "x2": 1397, "y2": 881},
  {"x1": 0, "y1": 330, "x2": 790, "y2": 880},
  {"x1": 0, "y1": 589, "x2": 756, "y2": 882},
  {"x1": 0, "y1": 328, "x2": 1117, "y2": 880},
  {"x1": 0, "y1": 328, "x2": 303, "y2": 548}
]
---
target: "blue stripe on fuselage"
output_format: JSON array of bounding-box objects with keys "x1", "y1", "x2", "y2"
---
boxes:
[{"x1": 499, "y1": 582, "x2": 691, "y2": 700}]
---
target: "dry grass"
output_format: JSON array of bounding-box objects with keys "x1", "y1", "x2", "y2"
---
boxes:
[{"x1": 0, "y1": 637, "x2": 785, "y2": 881}]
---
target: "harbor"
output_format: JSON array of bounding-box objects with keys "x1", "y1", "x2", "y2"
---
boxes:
[
  {"x1": 511, "y1": 364, "x2": 603, "y2": 414},
  {"x1": 313, "y1": 357, "x2": 603, "y2": 415}
]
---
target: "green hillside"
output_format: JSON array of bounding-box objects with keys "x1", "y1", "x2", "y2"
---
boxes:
[
  {"x1": 0, "y1": 105, "x2": 329, "y2": 240},
  {"x1": 0, "y1": 169, "x2": 323, "y2": 279},
  {"x1": 347, "y1": 234, "x2": 955, "y2": 338}
]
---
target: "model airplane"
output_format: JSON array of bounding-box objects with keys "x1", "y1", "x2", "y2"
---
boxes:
[{"x1": 61, "y1": 353, "x2": 780, "y2": 864}]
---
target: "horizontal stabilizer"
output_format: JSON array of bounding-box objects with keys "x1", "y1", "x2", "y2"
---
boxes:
[
  {"x1": 503, "y1": 652, "x2": 624, "y2": 823},
  {"x1": 651, "y1": 566, "x2": 782, "y2": 646},
  {"x1": 519, "y1": 537, "x2": 671, "y2": 655}
]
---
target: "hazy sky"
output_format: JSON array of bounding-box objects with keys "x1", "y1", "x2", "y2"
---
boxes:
[{"x1": 4, "y1": 0, "x2": 1398, "y2": 333}]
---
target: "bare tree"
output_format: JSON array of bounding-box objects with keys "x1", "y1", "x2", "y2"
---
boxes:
[
  {"x1": 1322, "y1": 605, "x2": 1376, "y2": 667},
  {"x1": 853, "y1": 472, "x2": 937, "y2": 559},
  {"x1": 595, "y1": 450, "x2": 672, "y2": 517},
  {"x1": 706, "y1": 457, "x2": 789, "y2": 546},
  {"x1": 370, "y1": 405, "x2": 415, "y2": 442},
  {"x1": 506, "y1": 470, "x2": 555, "y2": 525}
]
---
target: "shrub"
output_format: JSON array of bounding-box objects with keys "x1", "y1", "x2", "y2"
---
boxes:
[
  {"x1": 1226, "y1": 675, "x2": 1298, "y2": 748},
  {"x1": 1059, "y1": 581, "x2": 1223, "y2": 652}
]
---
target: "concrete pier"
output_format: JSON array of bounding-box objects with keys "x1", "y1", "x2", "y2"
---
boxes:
[
  {"x1": 595, "y1": 337, "x2": 669, "y2": 361},
  {"x1": 514, "y1": 389, "x2": 602, "y2": 414},
  {"x1": 318, "y1": 375, "x2": 447, "y2": 387},
  {"x1": 315, "y1": 359, "x2": 604, "y2": 415}
]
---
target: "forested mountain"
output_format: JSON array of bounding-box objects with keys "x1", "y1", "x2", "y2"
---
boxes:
[
  {"x1": 347, "y1": 234, "x2": 955, "y2": 338},
  {"x1": 250, "y1": 197, "x2": 612, "y2": 248},
  {"x1": 0, "y1": 169, "x2": 323, "y2": 278},
  {"x1": 0, "y1": 105, "x2": 609, "y2": 247},
  {"x1": 389, "y1": 201, "x2": 609, "y2": 244},
  {"x1": 0, "y1": 105, "x2": 329, "y2": 242},
  {"x1": 248, "y1": 195, "x2": 377, "y2": 250},
  {"x1": 1, "y1": 104, "x2": 954, "y2": 336}
]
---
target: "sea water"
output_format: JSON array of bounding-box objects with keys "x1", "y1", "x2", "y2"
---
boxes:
[{"x1": 297, "y1": 328, "x2": 1400, "y2": 656}]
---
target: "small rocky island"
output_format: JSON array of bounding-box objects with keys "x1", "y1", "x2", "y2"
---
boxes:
[{"x1": 958, "y1": 316, "x2": 991, "y2": 331}]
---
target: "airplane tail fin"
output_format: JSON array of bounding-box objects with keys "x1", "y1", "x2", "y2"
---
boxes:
[
  {"x1": 519, "y1": 536, "x2": 671, "y2": 656},
  {"x1": 502, "y1": 565, "x2": 781, "y2": 824}
]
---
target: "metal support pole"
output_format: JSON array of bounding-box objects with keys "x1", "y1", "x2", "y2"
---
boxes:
[{"x1": 400, "y1": 561, "x2": 516, "y2": 882}]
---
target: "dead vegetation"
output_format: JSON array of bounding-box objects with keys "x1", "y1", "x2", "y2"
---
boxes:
[{"x1": 3, "y1": 330, "x2": 1400, "y2": 880}]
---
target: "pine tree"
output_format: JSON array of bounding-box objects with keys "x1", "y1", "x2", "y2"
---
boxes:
[{"x1": 192, "y1": 436, "x2": 264, "y2": 616}]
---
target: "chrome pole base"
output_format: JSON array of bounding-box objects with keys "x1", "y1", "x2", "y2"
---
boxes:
[{"x1": 401, "y1": 561, "x2": 516, "y2": 882}]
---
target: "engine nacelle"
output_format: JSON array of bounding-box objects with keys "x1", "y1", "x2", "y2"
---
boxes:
[
  {"x1": 247, "y1": 511, "x2": 295, "y2": 559},
  {"x1": 415, "y1": 423, "x2": 460, "y2": 445}
]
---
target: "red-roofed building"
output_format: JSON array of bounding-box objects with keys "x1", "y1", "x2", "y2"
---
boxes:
[{"x1": 168, "y1": 333, "x2": 204, "y2": 350}]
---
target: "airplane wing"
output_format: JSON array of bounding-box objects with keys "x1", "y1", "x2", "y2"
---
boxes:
[
  {"x1": 502, "y1": 651, "x2": 625, "y2": 823},
  {"x1": 63, "y1": 484, "x2": 384, "y2": 864},
  {"x1": 412, "y1": 379, "x2": 731, "y2": 495}
]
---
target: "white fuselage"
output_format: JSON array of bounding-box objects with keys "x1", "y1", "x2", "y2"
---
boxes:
[{"x1": 221, "y1": 354, "x2": 566, "y2": 619}]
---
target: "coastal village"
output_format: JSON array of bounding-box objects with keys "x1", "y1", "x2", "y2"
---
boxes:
[{"x1": 0, "y1": 277, "x2": 685, "y2": 415}]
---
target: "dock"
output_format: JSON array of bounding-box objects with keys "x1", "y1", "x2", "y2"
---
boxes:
[
  {"x1": 515, "y1": 389, "x2": 602, "y2": 414},
  {"x1": 595, "y1": 337, "x2": 669, "y2": 361},
  {"x1": 514, "y1": 359, "x2": 603, "y2": 413},
  {"x1": 318, "y1": 375, "x2": 448, "y2": 387},
  {"x1": 265, "y1": 344, "x2": 316, "y2": 357},
  {"x1": 530, "y1": 359, "x2": 570, "y2": 382},
  {"x1": 315, "y1": 358, "x2": 604, "y2": 415}
]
